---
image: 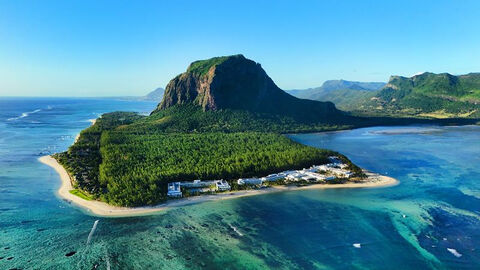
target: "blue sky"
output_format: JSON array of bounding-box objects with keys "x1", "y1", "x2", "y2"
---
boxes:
[{"x1": 0, "y1": 0, "x2": 479, "y2": 96}]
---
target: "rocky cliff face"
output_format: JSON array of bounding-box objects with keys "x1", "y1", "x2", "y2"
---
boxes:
[{"x1": 156, "y1": 55, "x2": 341, "y2": 121}]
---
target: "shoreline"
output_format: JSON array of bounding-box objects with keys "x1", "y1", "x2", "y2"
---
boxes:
[
  {"x1": 38, "y1": 155, "x2": 398, "y2": 217},
  {"x1": 74, "y1": 119, "x2": 96, "y2": 143}
]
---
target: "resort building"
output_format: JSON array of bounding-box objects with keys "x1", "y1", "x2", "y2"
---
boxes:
[
  {"x1": 324, "y1": 175, "x2": 336, "y2": 181},
  {"x1": 301, "y1": 174, "x2": 316, "y2": 181},
  {"x1": 260, "y1": 173, "x2": 285, "y2": 182},
  {"x1": 180, "y1": 180, "x2": 217, "y2": 193},
  {"x1": 167, "y1": 182, "x2": 182, "y2": 197},
  {"x1": 181, "y1": 179, "x2": 215, "y2": 188},
  {"x1": 338, "y1": 163, "x2": 348, "y2": 169},
  {"x1": 177, "y1": 179, "x2": 231, "y2": 193},
  {"x1": 286, "y1": 173, "x2": 306, "y2": 181},
  {"x1": 314, "y1": 165, "x2": 330, "y2": 172},
  {"x1": 238, "y1": 178, "x2": 263, "y2": 185},
  {"x1": 303, "y1": 172, "x2": 328, "y2": 182},
  {"x1": 327, "y1": 167, "x2": 353, "y2": 178},
  {"x1": 216, "y1": 180, "x2": 231, "y2": 191},
  {"x1": 328, "y1": 156, "x2": 343, "y2": 164},
  {"x1": 285, "y1": 172, "x2": 330, "y2": 182},
  {"x1": 167, "y1": 156, "x2": 352, "y2": 198}
]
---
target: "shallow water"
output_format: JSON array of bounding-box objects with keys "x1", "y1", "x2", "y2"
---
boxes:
[{"x1": 0, "y1": 98, "x2": 479, "y2": 269}]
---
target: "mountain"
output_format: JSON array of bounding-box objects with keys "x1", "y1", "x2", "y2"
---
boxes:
[
  {"x1": 53, "y1": 55, "x2": 362, "y2": 207},
  {"x1": 286, "y1": 80, "x2": 385, "y2": 110},
  {"x1": 107, "y1": 87, "x2": 164, "y2": 101},
  {"x1": 353, "y1": 72, "x2": 480, "y2": 118},
  {"x1": 308, "y1": 89, "x2": 379, "y2": 111},
  {"x1": 156, "y1": 54, "x2": 342, "y2": 122},
  {"x1": 143, "y1": 87, "x2": 165, "y2": 101},
  {"x1": 320, "y1": 80, "x2": 385, "y2": 92},
  {"x1": 54, "y1": 55, "x2": 347, "y2": 206}
]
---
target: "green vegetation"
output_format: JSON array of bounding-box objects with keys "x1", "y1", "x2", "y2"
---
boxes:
[
  {"x1": 55, "y1": 105, "x2": 476, "y2": 207},
  {"x1": 69, "y1": 189, "x2": 94, "y2": 201},
  {"x1": 144, "y1": 105, "x2": 352, "y2": 133},
  {"x1": 54, "y1": 112, "x2": 146, "y2": 195},
  {"x1": 55, "y1": 108, "x2": 354, "y2": 207},
  {"x1": 309, "y1": 89, "x2": 378, "y2": 111},
  {"x1": 100, "y1": 132, "x2": 337, "y2": 206},
  {"x1": 289, "y1": 74, "x2": 480, "y2": 119},
  {"x1": 348, "y1": 73, "x2": 480, "y2": 118},
  {"x1": 286, "y1": 80, "x2": 384, "y2": 111},
  {"x1": 187, "y1": 55, "x2": 233, "y2": 76}
]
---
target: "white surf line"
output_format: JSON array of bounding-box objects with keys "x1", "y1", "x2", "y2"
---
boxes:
[
  {"x1": 87, "y1": 220, "x2": 99, "y2": 245},
  {"x1": 7, "y1": 109, "x2": 42, "y2": 121},
  {"x1": 353, "y1": 243, "x2": 361, "y2": 248},
  {"x1": 78, "y1": 220, "x2": 100, "y2": 269},
  {"x1": 447, "y1": 248, "x2": 462, "y2": 258},
  {"x1": 105, "y1": 246, "x2": 111, "y2": 270},
  {"x1": 229, "y1": 225, "x2": 244, "y2": 237}
]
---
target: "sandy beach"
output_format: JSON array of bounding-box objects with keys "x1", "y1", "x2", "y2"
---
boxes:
[{"x1": 39, "y1": 155, "x2": 398, "y2": 217}]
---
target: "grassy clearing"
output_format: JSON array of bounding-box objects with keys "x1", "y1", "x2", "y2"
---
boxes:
[
  {"x1": 418, "y1": 109, "x2": 478, "y2": 119},
  {"x1": 69, "y1": 189, "x2": 94, "y2": 201}
]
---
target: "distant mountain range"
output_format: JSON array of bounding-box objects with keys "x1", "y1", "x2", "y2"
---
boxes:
[
  {"x1": 143, "y1": 87, "x2": 165, "y2": 101},
  {"x1": 353, "y1": 72, "x2": 480, "y2": 118},
  {"x1": 110, "y1": 87, "x2": 165, "y2": 101},
  {"x1": 286, "y1": 73, "x2": 480, "y2": 119},
  {"x1": 286, "y1": 80, "x2": 386, "y2": 110}
]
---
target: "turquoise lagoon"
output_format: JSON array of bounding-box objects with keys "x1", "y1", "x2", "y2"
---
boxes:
[{"x1": 0, "y1": 98, "x2": 479, "y2": 269}]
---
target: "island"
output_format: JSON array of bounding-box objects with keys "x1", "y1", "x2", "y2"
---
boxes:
[{"x1": 43, "y1": 54, "x2": 479, "y2": 217}]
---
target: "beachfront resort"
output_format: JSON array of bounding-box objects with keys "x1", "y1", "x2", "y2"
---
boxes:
[{"x1": 167, "y1": 156, "x2": 355, "y2": 198}]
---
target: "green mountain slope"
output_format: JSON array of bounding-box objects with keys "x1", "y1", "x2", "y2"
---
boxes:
[
  {"x1": 286, "y1": 80, "x2": 385, "y2": 110},
  {"x1": 319, "y1": 80, "x2": 385, "y2": 91},
  {"x1": 308, "y1": 88, "x2": 378, "y2": 111},
  {"x1": 353, "y1": 72, "x2": 480, "y2": 118}
]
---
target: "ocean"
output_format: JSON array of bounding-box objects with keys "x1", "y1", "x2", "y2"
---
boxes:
[{"x1": 0, "y1": 98, "x2": 479, "y2": 269}]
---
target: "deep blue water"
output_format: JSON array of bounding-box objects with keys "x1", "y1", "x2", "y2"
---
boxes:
[{"x1": 0, "y1": 98, "x2": 479, "y2": 269}]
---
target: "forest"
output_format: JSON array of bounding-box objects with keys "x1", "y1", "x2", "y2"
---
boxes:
[
  {"x1": 99, "y1": 132, "x2": 336, "y2": 206},
  {"x1": 55, "y1": 109, "x2": 347, "y2": 206}
]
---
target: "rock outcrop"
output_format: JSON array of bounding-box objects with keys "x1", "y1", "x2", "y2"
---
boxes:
[{"x1": 156, "y1": 54, "x2": 341, "y2": 121}]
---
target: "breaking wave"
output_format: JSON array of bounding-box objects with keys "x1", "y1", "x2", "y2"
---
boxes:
[
  {"x1": 87, "y1": 220, "x2": 99, "y2": 245},
  {"x1": 447, "y1": 248, "x2": 462, "y2": 258},
  {"x1": 7, "y1": 109, "x2": 42, "y2": 121},
  {"x1": 229, "y1": 225, "x2": 244, "y2": 236}
]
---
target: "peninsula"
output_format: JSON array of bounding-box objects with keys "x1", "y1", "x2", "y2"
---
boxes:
[{"x1": 41, "y1": 54, "x2": 443, "y2": 216}]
